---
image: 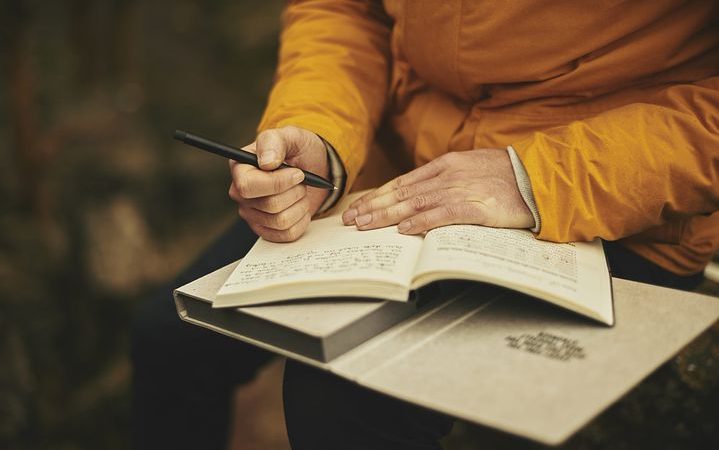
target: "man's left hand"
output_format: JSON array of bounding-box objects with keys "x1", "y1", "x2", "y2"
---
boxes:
[{"x1": 342, "y1": 149, "x2": 535, "y2": 234}]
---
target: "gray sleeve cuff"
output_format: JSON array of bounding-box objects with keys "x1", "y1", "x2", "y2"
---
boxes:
[
  {"x1": 316, "y1": 136, "x2": 347, "y2": 214},
  {"x1": 507, "y1": 145, "x2": 541, "y2": 233}
]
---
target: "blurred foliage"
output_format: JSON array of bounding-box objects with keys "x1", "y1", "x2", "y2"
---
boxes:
[
  {"x1": 0, "y1": 1, "x2": 283, "y2": 449},
  {"x1": 0, "y1": 1, "x2": 717, "y2": 450}
]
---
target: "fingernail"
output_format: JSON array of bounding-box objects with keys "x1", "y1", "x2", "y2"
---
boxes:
[
  {"x1": 355, "y1": 214, "x2": 371, "y2": 227},
  {"x1": 259, "y1": 150, "x2": 277, "y2": 166},
  {"x1": 292, "y1": 171, "x2": 304, "y2": 184},
  {"x1": 398, "y1": 221, "x2": 410, "y2": 232},
  {"x1": 343, "y1": 209, "x2": 358, "y2": 224}
]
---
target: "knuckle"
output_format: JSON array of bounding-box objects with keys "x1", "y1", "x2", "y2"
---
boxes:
[
  {"x1": 436, "y1": 153, "x2": 456, "y2": 170},
  {"x1": 411, "y1": 195, "x2": 427, "y2": 211},
  {"x1": 291, "y1": 184, "x2": 307, "y2": 203},
  {"x1": 293, "y1": 215, "x2": 311, "y2": 240},
  {"x1": 287, "y1": 229, "x2": 300, "y2": 242},
  {"x1": 263, "y1": 195, "x2": 283, "y2": 213},
  {"x1": 283, "y1": 125, "x2": 299, "y2": 137},
  {"x1": 454, "y1": 168, "x2": 471, "y2": 179},
  {"x1": 265, "y1": 230, "x2": 286, "y2": 243},
  {"x1": 375, "y1": 208, "x2": 390, "y2": 221},
  {"x1": 256, "y1": 129, "x2": 274, "y2": 145},
  {"x1": 427, "y1": 191, "x2": 443, "y2": 207},
  {"x1": 355, "y1": 200, "x2": 370, "y2": 215},
  {"x1": 279, "y1": 127, "x2": 301, "y2": 151},
  {"x1": 274, "y1": 234, "x2": 291, "y2": 243},
  {"x1": 274, "y1": 210, "x2": 292, "y2": 230},
  {"x1": 443, "y1": 152, "x2": 460, "y2": 164},
  {"x1": 297, "y1": 196, "x2": 310, "y2": 213},
  {"x1": 273, "y1": 175, "x2": 287, "y2": 193},
  {"x1": 247, "y1": 222, "x2": 263, "y2": 238},
  {"x1": 289, "y1": 126, "x2": 306, "y2": 144},
  {"x1": 395, "y1": 185, "x2": 411, "y2": 201},
  {"x1": 285, "y1": 225, "x2": 303, "y2": 242},
  {"x1": 417, "y1": 214, "x2": 430, "y2": 229},
  {"x1": 472, "y1": 203, "x2": 492, "y2": 225},
  {"x1": 237, "y1": 177, "x2": 252, "y2": 198},
  {"x1": 443, "y1": 204, "x2": 461, "y2": 219},
  {"x1": 439, "y1": 170, "x2": 458, "y2": 182}
]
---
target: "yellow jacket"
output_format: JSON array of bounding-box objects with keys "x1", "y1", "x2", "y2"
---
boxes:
[{"x1": 258, "y1": 0, "x2": 719, "y2": 276}]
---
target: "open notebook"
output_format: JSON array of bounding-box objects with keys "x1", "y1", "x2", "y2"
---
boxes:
[{"x1": 213, "y1": 193, "x2": 614, "y2": 325}]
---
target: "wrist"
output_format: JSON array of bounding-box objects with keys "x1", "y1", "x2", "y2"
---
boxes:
[{"x1": 316, "y1": 135, "x2": 347, "y2": 214}]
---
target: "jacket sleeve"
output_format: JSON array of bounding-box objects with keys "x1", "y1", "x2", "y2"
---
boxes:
[
  {"x1": 511, "y1": 77, "x2": 719, "y2": 242},
  {"x1": 257, "y1": 0, "x2": 392, "y2": 191}
]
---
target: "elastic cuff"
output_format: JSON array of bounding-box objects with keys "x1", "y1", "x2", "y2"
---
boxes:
[
  {"x1": 316, "y1": 136, "x2": 347, "y2": 214},
  {"x1": 507, "y1": 145, "x2": 541, "y2": 233}
]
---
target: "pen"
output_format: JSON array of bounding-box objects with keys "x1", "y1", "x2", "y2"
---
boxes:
[{"x1": 173, "y1": 130, "x2": 337, "y2": 190}]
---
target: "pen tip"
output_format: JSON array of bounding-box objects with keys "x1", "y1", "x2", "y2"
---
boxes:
[{"x1": 173, "y1": 130, "x2": 186, "y2": 141}]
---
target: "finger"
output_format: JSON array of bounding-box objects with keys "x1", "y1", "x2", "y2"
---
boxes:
[
  {"x1": 353, "y1": 191, "x2": 445, "y2": 230},
  {"x1": 238, "y1": 196, "x2": 310, "y2": 231},
  {"x1": 245, "y1": 184, "x2": 307, "y2": 214},
  {"x1": 231, "y1": 163, "x2": 304, "y2": 198},
  {"x1": 255, "y1": 129, "x2": 288, "y2": 170},
  {"x1": 229, "y1": 181, "x2": 241, "y2": 202},
  {"x1": 349, "y1": 160, "x2": 444, "y2": 209},
  {"x1": 229, "y1": 181, "x2": 306, "y2": 209},
  {"x1": 277, "y1": 126, "x2": 322, "y2": 162},
  {"x1": 252, "y1": 212, "x2": 311, "y2": 243},
  {"x1": 343, "y1": 177, "x2": 445, "y2": 224},
  {"x1": 228, "y1": 141, "x2": 257, "y2": 169},
  {"x1": 397, "y1": 203, "x2": 489, "y2": 234}
]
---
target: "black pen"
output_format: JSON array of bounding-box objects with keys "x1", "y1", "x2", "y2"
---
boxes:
[{"x1": 173, "y1": 130, "x2": 337, "y2": 190}]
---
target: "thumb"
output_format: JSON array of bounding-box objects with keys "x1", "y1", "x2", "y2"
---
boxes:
[{"x1": 255, "y1": 129, "x2": 288, "y2": 170}]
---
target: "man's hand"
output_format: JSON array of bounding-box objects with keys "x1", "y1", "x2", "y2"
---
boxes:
[
  {"x1": 229, "y1": 126, "x2": 330, "y2": 242},
  {"x1": 342, "y1": 149, "x2": 534, "y2": 234}
]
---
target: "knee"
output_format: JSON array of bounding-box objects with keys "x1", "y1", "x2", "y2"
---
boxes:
[
  {"x1": 282, "y1": 360, "x2": 350, "y2": 433},
  {"x1": 131, "y1": 285, "x2": 274, "y2": 386},
  {"x1": 283, "y1": 360, "x2": 453, "y2": 450},
  {"x1": 130, "y1": 284, "x2": 211, "y2": 373},
  {"x1": 130, "y1": 288, "x2": 176, "y2": 368}
]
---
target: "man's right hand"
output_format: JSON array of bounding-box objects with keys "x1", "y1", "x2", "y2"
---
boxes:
[{"x1": 228, "y1": 126, "x2": 331, "y2": 242}]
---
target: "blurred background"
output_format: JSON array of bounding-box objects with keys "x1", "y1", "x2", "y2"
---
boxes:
[{"x1": 0, "y1": 1, "x2": 717, "y2": 450}]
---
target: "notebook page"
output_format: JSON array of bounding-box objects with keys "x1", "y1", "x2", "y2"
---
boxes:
[
  {"x1": 412, "y1": 225, "x2": 613, "y2": 324},
  {"x1": 214, "y1": 215, "x2": 423, "y2": 307}
]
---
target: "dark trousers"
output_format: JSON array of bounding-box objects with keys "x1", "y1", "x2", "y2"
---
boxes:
[{"x1": 131, "y1": 220, "x2": 704, "y2": 450}]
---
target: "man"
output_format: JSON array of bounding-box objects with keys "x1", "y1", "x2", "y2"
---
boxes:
[{"x1": 132, "y1": 1, "x2": 719, "y2": 449}]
